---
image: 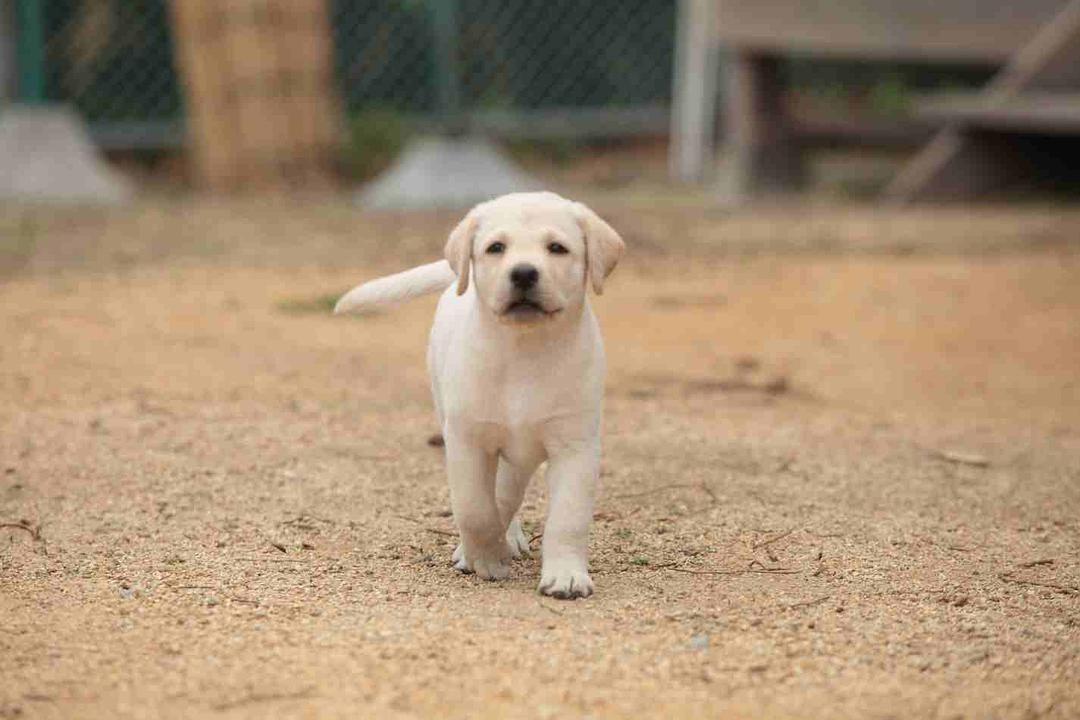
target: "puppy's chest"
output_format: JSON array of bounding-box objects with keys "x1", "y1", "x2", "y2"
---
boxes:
[
  {"x1": 444, "y1": 370, "x2": 583, "y2": 465},
  {"x1": 465, "y1": 420, "x2": 547, "y2": 466},
  {"x1": 449, "y1": 367, "x2": 581, "y2": 425}
]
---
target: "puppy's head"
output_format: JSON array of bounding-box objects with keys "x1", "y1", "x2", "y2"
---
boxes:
[{"x1": 444, "y1": 192, "x2": 625, "y2": 327}]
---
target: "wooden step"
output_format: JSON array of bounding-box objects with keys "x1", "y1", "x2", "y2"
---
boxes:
[{"x1": 917, "y1": 91, "x2": 1080, "y2": 134}]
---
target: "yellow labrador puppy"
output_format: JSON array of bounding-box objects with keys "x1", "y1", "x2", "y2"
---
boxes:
[{"x1": 335, "y1": 191, "x2": 624, "y2": 598}]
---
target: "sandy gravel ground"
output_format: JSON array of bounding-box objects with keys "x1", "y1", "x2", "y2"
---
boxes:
[{"x1": 1, "y1": 198, "x2": 1079, "y2": 719}]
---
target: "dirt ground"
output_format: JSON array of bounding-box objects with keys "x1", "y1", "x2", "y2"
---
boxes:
[{"x1": 1, "y1": 196, "x2": 1079, "y2": 719}]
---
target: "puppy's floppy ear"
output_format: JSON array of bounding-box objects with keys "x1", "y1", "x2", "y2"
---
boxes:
[
  {"x1": 444, "y1": 208, "x2": 479, "y2": 296},
  {"x1": 574, "y1": 202, "x2": 625, "y2": 295}
]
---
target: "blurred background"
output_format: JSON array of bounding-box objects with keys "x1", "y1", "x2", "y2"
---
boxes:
[{"x1": 3, "y1": 0, "x2": 1077, "y2": 202}]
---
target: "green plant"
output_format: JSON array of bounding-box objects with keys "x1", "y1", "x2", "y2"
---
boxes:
[
  {"x1": 868, "y1": 73, "x2": 912, "y2": 118},
  {"x1": 505, "y1": 138, "x2": 583, "y2": 168},
  {"x1": 276, "y1": 293, "x2": 365, "y2": 316},
  {"x1": 343, "y1": 108, "x2": 409, "y2": 181},
  {"x1": 0, "y1": 215, "x2": 38, "y2": 276}
]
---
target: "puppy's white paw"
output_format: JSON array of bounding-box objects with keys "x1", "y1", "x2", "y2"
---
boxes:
[
  {"x1": 472, "y1": 556, "x2": 510, "y2": 580},
  {"x1": 538, "y1": 560, "x2": 593, "y2": 599},
  {"x1": 451, "y1": 543, "x2": 511, "y2": 581},
  {"x1": 506, "y1": 518, "x2": 532, "y2": 559}
]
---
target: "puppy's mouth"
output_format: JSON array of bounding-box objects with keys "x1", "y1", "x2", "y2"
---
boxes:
[{"x1": 501, "y1": 297, "x2": 560, "y2": 320}]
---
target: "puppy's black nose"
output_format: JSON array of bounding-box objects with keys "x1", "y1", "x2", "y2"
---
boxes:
[{"x1": 510, "y1": 264, "x2": 539, "y2": 290}]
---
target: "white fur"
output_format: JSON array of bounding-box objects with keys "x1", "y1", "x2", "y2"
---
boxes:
[
  {"x1": 336, "y1": 192, "x2": 624, "y2": 599},
  {"x1": 334, "y1": 260, "x2": 456, "y2": 313}
]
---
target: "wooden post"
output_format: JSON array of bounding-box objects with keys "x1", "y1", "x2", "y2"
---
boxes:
[
  {"x1": 669, "y1": 0, "x2": 719, "y2": 183},
  {"x1": 168, "y1": 0, "x2": 342, "y2": 191},
  {"x1": 720, "y1": 50, "x2": 805, "y2": 199},
  {"x1": 295, "y1": 0, "x2": 342, "y2": 185},
  {"x1": 170, "y1": 0, "x2": 238, "y2": 189}
]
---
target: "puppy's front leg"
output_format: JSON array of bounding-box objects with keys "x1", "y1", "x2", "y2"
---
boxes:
[
  {"x1": 539, "y1": 444, "x2": 599, "y2": 599},
  {"x1": 496, "y1": 459, "x2": 539, "y2": 559},
  {"x1": 445, "y1": 431, "x2": 509, "y2": 580}
]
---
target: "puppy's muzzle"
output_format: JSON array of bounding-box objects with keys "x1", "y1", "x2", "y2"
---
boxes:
[{"x1": 501, "y1": 265, "x2": 559, "y2": 320}]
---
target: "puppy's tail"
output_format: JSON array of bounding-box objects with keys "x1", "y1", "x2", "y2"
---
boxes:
[{"x1": 333, "y1": 260, "x2": 456, "y2": 314}]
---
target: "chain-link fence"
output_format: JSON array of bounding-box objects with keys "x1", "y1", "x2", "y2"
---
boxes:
[
  {"x1": 32, "y1": 0, "x2": 184, "y2": 147},
  {"x1": 13, "y1": 0, "x2": 676, "y2": 149},
  {"x1": 331, "y1": 1, "x2": 676, "y2": 118}
]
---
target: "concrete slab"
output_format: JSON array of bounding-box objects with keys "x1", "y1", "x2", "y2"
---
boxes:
[
  {"x1": 356, "y1": 135, "x2": 542, "y2": 210},
  {"x1": 0, "y1": 105, "x2": 133, "y2": 204}
]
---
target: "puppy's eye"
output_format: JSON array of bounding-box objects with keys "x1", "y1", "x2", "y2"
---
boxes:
[
  {"x1": 486, "y1": 241, "x2": 506, "y2": 255},
  {"x1": 547, "y1": 242, "x2": 569, "y2": 255}
]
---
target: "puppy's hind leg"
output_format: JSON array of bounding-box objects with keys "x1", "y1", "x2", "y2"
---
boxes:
[
  {"x1": 445, "y1": 431, "x2": 508, "y2": 580},
  {"x1": 496, "y1": 458, "x2": 539, "y2": 559}
]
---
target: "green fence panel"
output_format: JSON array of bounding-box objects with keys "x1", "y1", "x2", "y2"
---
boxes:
[{"x1": 27, "y1": 0, "x2": 677, "y2": 148}]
